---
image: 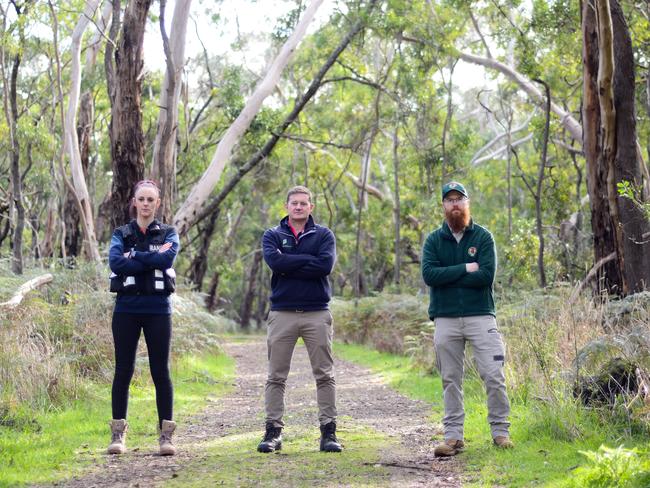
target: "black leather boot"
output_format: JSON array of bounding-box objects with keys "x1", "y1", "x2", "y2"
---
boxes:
[
  {"x1": 319, "y1": 421, "x2": 342, "y2": 452},
  {"x1": 257, "y1": 423, "x2": 282, "y2": 453}
]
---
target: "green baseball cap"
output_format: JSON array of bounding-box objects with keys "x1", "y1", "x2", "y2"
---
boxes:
[{"x1": 441, "y1": 181, "x2": 468, "y2": 200}]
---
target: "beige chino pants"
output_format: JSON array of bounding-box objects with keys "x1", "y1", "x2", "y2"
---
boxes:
[{"x1": 265, "y1": 309, "x2": 337, "y2": 427}]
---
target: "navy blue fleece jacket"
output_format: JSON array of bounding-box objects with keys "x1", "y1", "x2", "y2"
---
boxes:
[{"x1": 262, "y1": 215, "x2": 335, "y2": 311}]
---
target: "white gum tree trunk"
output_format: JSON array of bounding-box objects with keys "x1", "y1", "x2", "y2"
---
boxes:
[
  {"x1": 64, "y1": 0, "x2": 102, "y2": 261},
  {"x1": 173, "y1": 0, "x2": 324, "y2": 235},
  {"x1": 151, "y1": 0, "x2": 193, "y2": 223},
  {"x1": 85, "y1": 0, "x2": 113, "y2": 70},
  {"x1": 459, "y1": 51, "x2": 583, "y2": 143}
]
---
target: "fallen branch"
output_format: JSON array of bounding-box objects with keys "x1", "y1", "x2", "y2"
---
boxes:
[
  {"x1": 0, "y1": 273, "x2": 53, "y2": 309},
  {"x1": 568, "y1": 252, "x2": 616, "y2": 304}
]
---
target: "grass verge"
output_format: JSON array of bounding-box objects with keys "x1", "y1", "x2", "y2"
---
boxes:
[
  {"x1": 334, "y1": 342, "x2": 650, "y2": 487},
  {"x1": 165, "y1": 420, "x2": 392, "y2": 487},
  {"x1": 0, "y1": 352, "x2": 234, "y2": 487}
]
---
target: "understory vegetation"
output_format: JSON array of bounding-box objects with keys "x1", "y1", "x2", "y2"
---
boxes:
[
  {"x1": 333, "y1": 289, "x2": 650, "y2": 487},
  {"x1": 0, "y1": 263, "x2": 236, "y2": 486}
]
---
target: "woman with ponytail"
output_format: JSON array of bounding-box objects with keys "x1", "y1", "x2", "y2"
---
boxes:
[{"x1": 107, "y1": 180, "x2": 180, "y2": 456}]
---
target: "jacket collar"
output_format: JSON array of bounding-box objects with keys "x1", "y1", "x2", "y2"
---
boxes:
[
  {"x1": 440, "y1": 219, "x2": 474, "y2": 239},
  {"x1": 280, "y1": 214, "x2": 316, "y2": 232},
  {"x1": 130, "y1": 218, "x2": 162, "y2": 235}
]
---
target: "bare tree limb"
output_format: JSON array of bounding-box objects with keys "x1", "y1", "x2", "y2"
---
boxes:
[{"x1": 0, "y1": 274, "x2": 53, "y2": 310}]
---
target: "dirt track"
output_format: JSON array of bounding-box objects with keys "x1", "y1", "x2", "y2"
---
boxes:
[{"x1": 57, "y1": 337, "x2": 461, "y2": 487}]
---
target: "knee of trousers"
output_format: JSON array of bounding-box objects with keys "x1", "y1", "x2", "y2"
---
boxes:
[
  {"x1": 482, "y1": 369, "x2": 506, "y2": 390},
  {"x1": 150, "y1": 370, "x2": 172, "y2": 386},
  {"x1": 114, "y1": 365, "x2": 135, "y2": 380},
  {"x1": 315, "y1": 374, "x2": 335, "y2": 387},
  {"x1": 266, "y1": 375, "x2": 288, "y2": 386}
]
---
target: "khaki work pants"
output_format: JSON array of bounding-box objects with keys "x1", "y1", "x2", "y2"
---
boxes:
[
  {"x1": 265, "y1": 309, "x2": 337, "y2": 427},
  {"x1": 434, "y1": 315, "x2": 511, "y2": 441}
]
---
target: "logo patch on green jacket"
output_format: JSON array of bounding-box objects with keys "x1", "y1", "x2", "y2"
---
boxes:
[{"x1": 468, "y1": 246, "x2": 477, "y2": 257}]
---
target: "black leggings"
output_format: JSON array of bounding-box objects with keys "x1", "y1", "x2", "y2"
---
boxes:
[{"x1": 111, "y1": 312, "x2": 173, "y2": 427}]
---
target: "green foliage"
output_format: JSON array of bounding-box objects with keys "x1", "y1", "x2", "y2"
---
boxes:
[
  {"x1": 569, "y1": 445, "x2": 650, "y2": 488},
  {"x1": 0, "y1": 264, "x2": 235, "y2": 417},
  {"x1": 618, "y1": 180, "x2": 650, "y2": 221},
  {"x1": 0, "y1": 353, "x2": 235, "y2": 486},
  {"x1": 331, "y1": 295, "x2": 430, "y2": 355}
]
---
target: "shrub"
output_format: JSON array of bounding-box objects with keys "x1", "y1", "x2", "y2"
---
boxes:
[
  {"x1": 0, "y1": 263, "x2": 235, "y2": 423},
  {"x1": 569, "y1": 445, "x2": 650, "y2": 488}
]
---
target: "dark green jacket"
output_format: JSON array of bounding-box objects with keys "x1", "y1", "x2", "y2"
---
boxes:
[{"x1": 421, "y1": 220, "x2": 496, "y2": 319}]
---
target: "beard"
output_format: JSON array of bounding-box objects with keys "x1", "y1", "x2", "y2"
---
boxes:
[{"x1": 445, "y1": 205, "x2": 471, "y2": 233}]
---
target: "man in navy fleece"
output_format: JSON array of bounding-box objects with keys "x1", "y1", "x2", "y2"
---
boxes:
[{"x1": 257, "y1": 185, "x2": 342, "y2": 454}]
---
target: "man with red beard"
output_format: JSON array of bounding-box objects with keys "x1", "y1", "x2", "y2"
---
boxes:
[{"x1": 421, "y1": 181, "x2": 513, "y2": 457}]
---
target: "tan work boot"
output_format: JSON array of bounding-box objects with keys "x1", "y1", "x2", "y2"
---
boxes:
[
  {"x1": 493, "y1": 435, "x2": 514, "y2": 449},
  {"x1": 434, "y1": 438, "x2": 464, "y2": 457},
  {"x1": 158, "y1": 419, "x2": 177, "y2": 456},
  {"x1": 107, "y1": 419, "x2": 128, "y2": 455}
]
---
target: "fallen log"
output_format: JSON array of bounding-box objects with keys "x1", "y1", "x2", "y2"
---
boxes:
[{"x1": 0, "y1": 274, "x2": 54, "y2": 309}]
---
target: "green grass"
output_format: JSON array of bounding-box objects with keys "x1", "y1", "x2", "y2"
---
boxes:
[
  {"x1": 0, "y1": 352, "x2": 234, "y2": 487},
  {"x1": 333, "y1": 342, "x2": 650, "y2": 487},
  {"x1": 166, "y1": 420, "x2": 393, "y2": 487}
]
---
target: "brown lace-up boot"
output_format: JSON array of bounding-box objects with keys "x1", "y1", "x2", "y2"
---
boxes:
[
  {"x1": 107, "y1": 419, "x2": 128, "y2": 455},
  {"x1": 434, "y1": 438, "x2": 464, "y2": 457},
  {"x1": 493, "y1": 435, "x2": 514, "y2": 449},
  {"x1": 158, "y1": 420, "x2": 177, "y2": 456}
]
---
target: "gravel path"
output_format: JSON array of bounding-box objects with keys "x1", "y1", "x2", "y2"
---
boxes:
[{"x1": 55, "y1": 337, "x2": 461, "y2": 487}]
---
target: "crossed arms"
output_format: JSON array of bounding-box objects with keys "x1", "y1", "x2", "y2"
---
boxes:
[
  {"x1": 262, "y1": 229, "x2": 336, "y2": 280},
  {"x1": 109, "y1": 230, "x2": 180, "y2": 275},
  {"x1": 421, "y1": 233, "x2": 495, "y2": 288}
]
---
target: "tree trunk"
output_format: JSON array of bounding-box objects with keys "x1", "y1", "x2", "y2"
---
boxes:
[
  {"x1": 459, "y1": 52, "x2": 583, "y2": 142},
  {"x1": 151, "y1": 0, "x2": 192, "y2": 223},
  {"x1": 185, "y1": 4, "x2": 376, "y2": 234},
  {"x1": 441, "y1": 59, "x2": 456, "y2": 180},
  {"x1": 185, "y1": 209, "x2": 220, "y2": 290},
  {"x1": 108, "y1": 0, "x2": 152, "y2": 228},
  {"x1": 596, "y1": 0, "x2": 627, "y2": 294},
  {"x1": 354, "y1": 121, "x2": 379, "y2": 300},
  {"x1": 610, "y1": 0, "x2": 650, "y2": 292},
  {"x1": 86, "y1": 0, "x2": 113, "y2": 70},
  {"x1": 581, "y1": 0, "x2": 650, "y2": 295},
  {"x1": 173, "y1": 0, "x2": 325, "y2": 235},
  {"x1": 205, "y1": 271, "x2": 221, "y2": 313},
  {"x1": 61, "y1": 0, "x2": 102, "y2": 261},
  {"x1": 4, "y1": 28, "x2": 25, "y2": 274},
  {"x1": 582, "y1": 0, "x2": 621, "y2": 294},
  {"x1": 63, "y1": 6, "x2": 97, "y2": 258},
  {"x1": 533, "y1": 78, "x2": 550, "y2": 288},
  {"x1": 392, "y1": 124, "x2": 401, "y2": 286},
  {"x1": 240, "y1": 250, "x2": 263, "y2": 329}
]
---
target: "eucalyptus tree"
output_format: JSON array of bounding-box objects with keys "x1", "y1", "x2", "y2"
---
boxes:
[
  {"x1": 151, "y1": 0, "x2": 193, "y2": 223},
  {"x1": 582, "y1": 0, "x2": 650, "y2": 295},
  {"x1": 183, "y1": 1, "x2": 380, "y2": 291},
  {"x1": 173, "y1": 0, "x2": 326, "y2": 236},
  {"x1": 106, "y1": 0, "x2": 153, "y2": 228},
  {"x1": 1, "y1": 0, "x2": 34, "y2": 274}
]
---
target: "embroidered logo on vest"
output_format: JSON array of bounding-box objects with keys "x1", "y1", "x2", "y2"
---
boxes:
[{"x1": 468, "y1": 246, "x2": 477, "y2": 257}]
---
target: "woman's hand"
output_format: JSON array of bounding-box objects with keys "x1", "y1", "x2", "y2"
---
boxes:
[
  {"x1": 159, "y1": 242, "x2": 172, "y2": 253},
  {"x1": 123, "y1": 252, "x2": 131, "y2": 258}
]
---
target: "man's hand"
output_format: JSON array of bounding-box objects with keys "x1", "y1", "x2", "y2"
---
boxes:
[
  {"x1": 466, "y1": 262, "x2": 479, "y2": 273},
  {"x1": 159, "y1": 242, "x2": 172, "y2": 253}
]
